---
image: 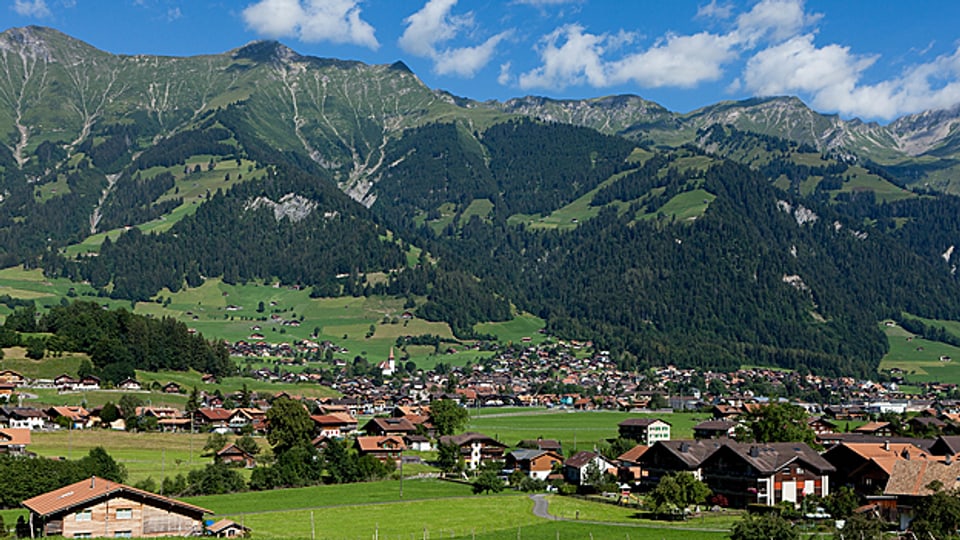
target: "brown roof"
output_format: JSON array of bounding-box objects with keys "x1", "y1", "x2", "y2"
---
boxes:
[
  {"x1": 438, "y1": 432, "x2": 505, "y2": 448},
  {"x1": 884, "y1": 459, "x2": 960, "y2": 496},
  {"x1": 364, "y1": 417, "x2": 416, "y2": 433},
  {"x1": 208, "y1": 519, "x2": 249, "y2": 535},
  {"x1": 619, "y1": 417, "x2": 671, "y2": 427},
  {"x1": 617, "y1": 444, "x2": 649, "y2": 463},
  {"x1": 0, "y1": 428, "x2": 30, "y2": 446},
  {"x1": 853, "y1": 421, "x2": 891, "y2": 434},
  {"x1": 355, "y1": 436, "x2": 406, "y2": 452},
  {"x1": 196, "y1": 408, "x2": 233, "y2": 421},
  {"x1": 311, "y1": 414, "x2": 358, "y2": 427},
  {"x1": 693, "y1": 420, "x2": 738, "y2": 431},
  {"x1": 709, "y1": 442, "x2": 835, "y2": 475},
  {"x1": 828, "y1": 442, "x2": 940, "y2": 475},
  {"x1": 22, "y1": 476, "x2": 211, "y2": 517}
]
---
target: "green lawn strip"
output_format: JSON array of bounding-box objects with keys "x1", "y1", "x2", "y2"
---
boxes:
[
  {"x1": 471, "y1": 521, "x2": 729, "y2": 540},
  {"x1": 184, "y1": 479, "x2": 471, "y2": 515},
  {"x1": 30, "y1": 430, "x2": 215, "y2": 484},
  {"x1": 636, "y1": 189, "x2": 715, "y2": 222},
  {"x1": 545, "y1": 495, "x2": 741, "y2": 529},
  {"x1": 475, "y1": 314, "x2": 546, "y2": 345},
  {"x1": 196, "y1": 494, "x2": 537, "y2": 539},
  {"x1": 466, "y1": 410, "x2": 707, "y2": 451}
]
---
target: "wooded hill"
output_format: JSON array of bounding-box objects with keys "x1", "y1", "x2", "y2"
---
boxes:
[{"x1": 4, "y1": 27, "x2": 960, "y2": 378}]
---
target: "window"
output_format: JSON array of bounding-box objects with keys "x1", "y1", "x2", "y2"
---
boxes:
[
  {"x1": 74, "y1": 533, "x2": 92, "y2": 538},
  {"x1": 116, "y1": 508, "x2": 132, "y2": 520},
  {"x1": 75, "y1": 510, "x2": 91, "y2": 522},
  {"x1": 795, "y1": 467, "x2": 804, "y2": 475},
  {"x1": 115, "y1": 531, "x2": 132, "y2": 538}
]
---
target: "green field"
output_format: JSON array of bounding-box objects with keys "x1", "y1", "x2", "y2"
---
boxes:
[
  {"x1": 30, "y1": 430, "x2": 215, "y2": 484},
  {"x1": 466, "y1": 410, "x2": 708, "y2": 453},
  {"x1": 636, "y1": 188, "x2": 716, "y2": 222},
  {"x1": 879, "y1": 320, "x2": 960, "y2": 383}
]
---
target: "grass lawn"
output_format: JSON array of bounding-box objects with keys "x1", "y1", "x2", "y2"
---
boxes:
[
  {"x1": 184, "y1": 478, "x2": 472, "y2": 514},
  {"x1": 546, "y1": 496, "x2": 742, "y2": 529},
  {"x1": 30, "y1": 429, "x2": 218, "y2": 484},
  {"x1": 466, "y1": 409, "x2": 708, "y2": 452},
  {"x1": 636, "y1": 188, "x2": 715, "y2": 223}
]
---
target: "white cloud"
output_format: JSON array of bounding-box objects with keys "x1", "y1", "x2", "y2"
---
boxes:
[
  {"x1": 498, "y1": 62, "x2": 513, "y2": 86},
  {"x1": 13, "y1": 0, "x2": 51, "y2": 17},
  {"x1": 744, "y1": 36, "x2": 960, "y2": 119},
  {"x1": 697, "y1": 0, "x2": 733, "y2": 20},
  {"x1": 242, "y1": 0, "x2": 379, "y2": 50},
  {"x1": 734, "y1": 0, "x2": 819, "y2": 45},
  {"x1": 167, "y1": 7, "x2": 183, "y2": 21},
  {"x1": 519, "y1": 24, "x2": 737, "y2": 90},
  {"x1": 399, "y1": 0, "x2": 510, "y2": 77}
]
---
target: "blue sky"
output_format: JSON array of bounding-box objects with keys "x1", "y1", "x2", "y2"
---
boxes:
[{"x1": 6, "y1": 0, "x2": 960, "y2": 122}]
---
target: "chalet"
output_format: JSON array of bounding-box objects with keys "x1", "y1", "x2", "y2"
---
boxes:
[
  {"x1": 201, "y1": 374, "x2": 217, "y2": 385},
  {"x1": 636, "y1": 440, "x2": 723, "y2": 489},
  {"x1": 563, "y1": 451, "x2": 616, "y2": 486},
  {"x1": 0, "y1": 369, "x2": 25, "y2": 386},
  {"x1": 207, "y1": 519, "x2": 250, "y2": 538},
  {"x1": 617, "y1": 418, "x2": 671, "y2": 445},
  {"x1": 354, "y1": 436, "x2": 405, "y2": 465},
  {"x1": 46, "y1": 406, "x2": 92, "y2": 429},
  {"x1": 437, "y1": 432, "x2": 506, "y2": 470},
  {"x1": 0, "y1": 427, "x2": 30, "y2": 455},
  {"x1": 310, "y1": 413, "x2": 358, "y2": 438},
  {"x1": 54, "y1": 374, "x2": 78, "y2": 391},
  {"x1": 883, "y1": 458, "x2": 960, "y2": 531},
  {"x1": 22, "y1": 476, "x2": 211, "y2": 538},
  {"x1": 76, "y1": 376, "x2": 101, "y2": 391},
  {"x1": 362, "y1": 417, "x2": 417, "y2": 437},
  {"x1": 908, "y1": 416, "x2": 946, "y2": 435},
  {"x1": 616, "y1": 444, "x2": 649, "y2": 483},
  {"x1": 227, "y1": 409, "x2": 266, "y2": 433},
  {"x1": 929, "y1": 435, "x2": 960, "y2": 456},
  {"x1": 853, "y1": 422, "x2": 894, "y2": 437},
  {"x1": 692, "y1": 420, "x2": 738, "y2": 440},
  {"x1": 699, "y1": 442, "x2": 835, "y2": 508},
  {"x1": 807, "y1": 417, "x2": 838, "y2": 436},
  {"x1": 215, "y1": 443, "x2": 256, "y2": 468},
  {"x1": 824, "y1": 405, "x2": 868, "y2": 421},
  {"x1": 516, "y1": 438, "x2": 563, "y2": 453},
  {"x1": 712, "y1": 404, "x2": 743, "y2": 420},
  {"x1": 117, "y1": 378, "x2": 142, "y2": 391},
  {"x1": 193, "y1": 409, "x2": 233, "y2": 432},
  {"x1": 505, "y1": 449, "x2": 563, "y2": 480},
  {"x1": 1, "y1": 407, "x2": 48, "y2": 430},
  {"x1": 0, "y1": 383, "x2": 14, "y2": 401},
  {"x1": 822, "y1": 441, "x2": 941, "y2": 497},
  {"x1": 162, "y1": 382, "x2": 184, "y2": 394},
  {"x1": 404, "y1": 434, "x2": 433, "y2": 451}
]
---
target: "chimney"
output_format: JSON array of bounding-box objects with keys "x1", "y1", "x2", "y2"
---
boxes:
[
  {"x1": 750, "y1": 446, "x2": 760, "y2": 458},
  {"x1": 884, "y1": 440, "x2": 890, "y2": 452},
  {"x1": 90, "y1": 476, "x2": 95, "y2": 489},
  {"x1": 947, "y1": 454, "x2": 954, "y2": 465},
  {"x1": 680, "y1": 442, "x2": 690, "y2": 453}
]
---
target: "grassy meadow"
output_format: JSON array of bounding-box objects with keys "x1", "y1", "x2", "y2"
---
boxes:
[
  {"x1": 878, "y1": 320, "x2": 960, "y2": 384},
  {"x1": 466, "y1": 409, "x2": 708, "y2": 453}
]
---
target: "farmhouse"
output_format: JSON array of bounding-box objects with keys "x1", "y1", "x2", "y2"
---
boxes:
[
  {"x1": 437, "y1": 432, "x2": 506, "y2": 470},
  {"x1": 215, "y1": 443, "x2": 256, "y2": 468},
  {"x1": 505, "y1": 449, "x2": 563, "y2": 480},
  {"x1": 22, "y1": 476, "x2": 211, "y2": 538},
  {"x1": 617, "y1": 418, "x2": 671, "y2": 445},
  {"x1": 0, "y1": 427, "x2": 30, "y2": 455}
]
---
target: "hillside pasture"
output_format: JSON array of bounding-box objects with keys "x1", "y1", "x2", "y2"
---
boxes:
[
  {"x1": 879, "y1": 321, "x2": 960, "y2": 384},
  {"x1": 635, "y1": 188, "x2": 716, "y2": 223}
]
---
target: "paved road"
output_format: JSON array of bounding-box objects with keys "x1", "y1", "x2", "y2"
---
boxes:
[{"x1": 530, "y1": 494, "x2": 555, "y2": 520}]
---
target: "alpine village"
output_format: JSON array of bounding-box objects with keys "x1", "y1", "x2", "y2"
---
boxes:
[{"x1": 7, "y1": 20, "x2": 960, "y2": 540}]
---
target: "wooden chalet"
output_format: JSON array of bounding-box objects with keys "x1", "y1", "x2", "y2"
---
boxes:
[
  {"x1": 354, "y1": 436, "x2": 405, "y2": 465},
  {"x1": 215, "y1": 443, "x2": 256, "y2": 468},
  {"x1": 362, "y1": 417, "x2": 417, "y2": 437},
  {"x1": 0, "y1": 369, "x2": 24, "y2": 386},
  {"x1": 822, "y1": 441, "x2": 942, "y2": 496},
  {"x1": 929, "y1": 435, "x2": 960, "y2": 456},
  {"x1": 699, "y1": 442, "x2": 835, "y2": 508},
  {"x1": 852, "y1": 421, "x2": 894, "y2": 437},
  {"x1": 0, "y1": 427, "x2": 30, "y2": 455},
  {"x1": 207, "y1": 519, "x2": 250, "y2": 538},
  {"x1": 22, "y1": 476, "x2": 211, "y2": 538},
  {"x1": 883, "y1": 458, "x2": 960, "y2": 531},
  {"x1": 310, "y1": 413, "x2": 358, "y2": 438},
  {"x1": 516, "y1": 438, "x2": 562, "y2": 453},
  {"x1": 505, "y1": 449, "x2": 563, "y2": 481},
  {"x1": 692, "y1": 420, "x2": 738, "y2": 439},
  {"x1": 616, "y1": 444, "x2": 649, "y2": 483},
  {"x1": 636, "y1": 440, "x2": 723, "y2": 489}
]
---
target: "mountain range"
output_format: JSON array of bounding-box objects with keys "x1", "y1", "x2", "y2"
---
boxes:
[{"x1": 5, "y1": 26, "x2": 960, "y2": 378}]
